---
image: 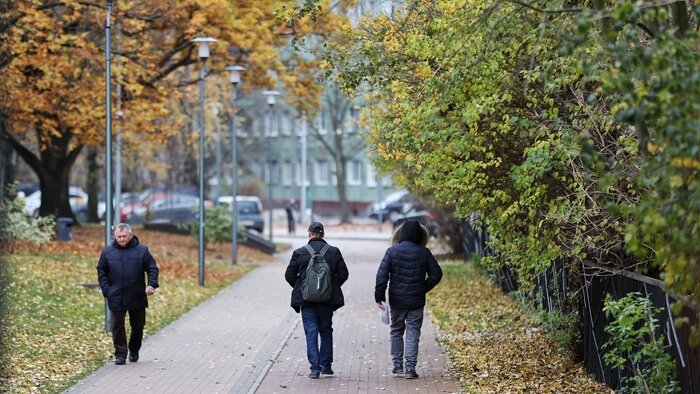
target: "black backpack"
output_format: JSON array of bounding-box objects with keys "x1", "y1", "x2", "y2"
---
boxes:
[{"x1": 302, "y1": 244, "x2": 332, "y2": 302}]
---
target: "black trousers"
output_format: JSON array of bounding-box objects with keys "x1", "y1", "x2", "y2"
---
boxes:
[{"x1": 110, "y1": 308, "x2": 146, "y2": 358}]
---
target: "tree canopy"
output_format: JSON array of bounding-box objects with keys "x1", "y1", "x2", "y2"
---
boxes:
[
  {"x1": 290, "y1": 0, "x2": 699, "y2": 342},
  {"x1": 0, "y1": 0, "x2": 341, "y2": 217}
]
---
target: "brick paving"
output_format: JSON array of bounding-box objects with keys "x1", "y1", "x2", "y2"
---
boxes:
[{"x1": 67, "y1": 235, "x2": 462, "y2": 394}]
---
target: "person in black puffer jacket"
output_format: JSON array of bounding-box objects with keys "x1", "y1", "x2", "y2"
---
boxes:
[
  {"x1": 97, "y1": 223, "x2": 159, "y2": 365},
  {"x1": 285, "y1": 221, "x2": 349, "y2": 379},
  {"x1": 375, "y1": 220, "x2": 442, "y2": 379}
]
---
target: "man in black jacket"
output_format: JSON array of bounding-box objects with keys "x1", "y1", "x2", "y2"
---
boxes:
[
  {"x1": 285, "y1": 221, "x2": 349, "y2": 379},
  {"x1": 97, "y1": 223, "x2": 159, "y2": 365},
  {"x1": 375, "y1": 220, "x2": 442, "y2": 379}
]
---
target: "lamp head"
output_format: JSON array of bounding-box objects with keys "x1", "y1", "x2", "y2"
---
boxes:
[
  {"x1": 226, "y1": 65, "x2": 246, "y2": 85},
  {"x1": 191, "y1": 37, "x2": 217, "y2": 60},
  {"x1": 263, "y1": 90, "x2": 281, "y2": 107}
]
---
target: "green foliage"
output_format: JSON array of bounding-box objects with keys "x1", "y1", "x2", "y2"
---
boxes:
[
  {"x1": 577, "y1": 2, "x2": 700, "y2": 325},
  {"x1": 602, "y1": 292, "x2": 679, "y2": 393},
  {"x1": 181, "y1": 206, "x2": 236, "y2": 245},
  {"x1": 0, "y1": 188, "x2": 55, "y2": 250},
  {"x1": 312, "y1": 0, "x2": 700, "y2": 342},
  {"x1": 537, "y1": 310, "x2": 580, "y2": 359}
]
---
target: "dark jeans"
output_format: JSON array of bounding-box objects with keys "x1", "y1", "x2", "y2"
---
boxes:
[
  {"x1": 110, "y1": 308, "x2": 146, "y2": 358},
  {"x1": 389, "y1": 306, "x2": 424, "y2": 371},
  {"x1": 300, "y1": 304, "x2": 334, "y2": 372}
]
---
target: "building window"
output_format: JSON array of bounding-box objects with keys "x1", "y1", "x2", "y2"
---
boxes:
[
  {"x1": 367, "y1": 163, "x2": 377, "y2": 187},
  {"x1": 314, "y1": 160, "x2": 328, "y2": 185},
  {"x1": 281, "y1": 112, "x2": 292, "y2": 136},
  {"x1": 264, "y1": 161, "x2": 279, "y2": 184},
  {"x1": 282, "y1": 161, "x2": 293, "y2": 186},
  {"x1": 316, "y1": 111, "x2": 328, "y2": 135},
  {"x1": 347, "y1": 160, "x2": 362, "y2": 186}
]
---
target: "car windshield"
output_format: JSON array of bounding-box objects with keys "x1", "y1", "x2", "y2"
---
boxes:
[{"x1": 238, "y1": 201, "x2": 260, "y2": 214}]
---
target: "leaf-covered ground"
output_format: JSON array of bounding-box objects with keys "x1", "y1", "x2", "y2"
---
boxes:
[
  {"x1": 428, "y1": 262, "x2": 612, "y2": 394},
  {"x1": 0, "y1": 225, "x2": 272, "y2": 393}
]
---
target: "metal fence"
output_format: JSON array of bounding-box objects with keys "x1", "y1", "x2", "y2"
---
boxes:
[{"x1": 461, "y1": 221, "x2": 700, "y2": 393}]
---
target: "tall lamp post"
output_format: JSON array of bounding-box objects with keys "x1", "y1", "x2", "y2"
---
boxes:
[
  {"x1": 263, "y1": 90, "x2": 281, "y2": 243},
  {"x1": 103, "y1": 0, "x2": 114, "y2": 333},
  {"x1": 192, "y1": 36, "x2": 217, "y2": 286},
  {"x1": 226, "y1": 65, "x2": 245, "y2": 265}
]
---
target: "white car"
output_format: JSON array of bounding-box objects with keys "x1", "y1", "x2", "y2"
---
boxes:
[
  {"x1": 216, "y1": 195, "x2": 264, "y2": 233},
  {"x1": 22, "y1": 186, "x2": 88, "y2": 217}
]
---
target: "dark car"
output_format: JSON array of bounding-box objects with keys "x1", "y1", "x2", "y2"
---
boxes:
[
  {"x1": 367, "y1": 190, "x2": 412, "y2": 222},
  {"x1": 392, "y1": 205, "x2": 439, "y2": 237},
  {"x1": 147, "y1": 194, "x2": 200, "y2": 224}
]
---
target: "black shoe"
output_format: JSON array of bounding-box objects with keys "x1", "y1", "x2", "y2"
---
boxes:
[
  {"x1": 308, "y1": 371, "x2": 320, "y2": 379},
  {"x1": 321, "y1": 366, "x2": 334, "y2": 375},
  {"x1": 405, "y1": 370, "x2": 419, "y2": 379},
  {"x1": 129, "y1": 351, "x2": 139, "y2": 362},
  {"x1": 114, "y1": 357, "x2": 126, "y2": 365},
  {"x1": 392, "y1": 366, "x2": 403, "y2": 376}
]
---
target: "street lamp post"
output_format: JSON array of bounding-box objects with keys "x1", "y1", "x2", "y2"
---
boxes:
[
  {"x1": 103, "y1": 0, "x2": 114, "y2": 333},
  {"x1": 192, "y1": 36, "x2": 217, "y2": 286},
  {"x1": 300, "y1": 114, "x2": 307, "y2": 225},
  {"x1": 226, "y1": 65, "x2": 245, "y2": 265},
  {"x1": 263, "y1": 90, "x2": 281, "y2": 243}
]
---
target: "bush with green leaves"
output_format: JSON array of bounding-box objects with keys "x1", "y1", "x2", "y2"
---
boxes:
[
  {"x1": 603, "y1": 292, "x2": 679, "y2": 393},
  {"x1": 0, "y1": 188, "x2": 55, "y2": 250},
  {"x1": 180, "y1": 205, "x2": 238, "y2": 246}
]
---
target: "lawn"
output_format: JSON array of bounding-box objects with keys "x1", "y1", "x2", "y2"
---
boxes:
[
  {"x1": 428, "y1": 261, "x2": 613, "y2": 394},
  {"x1": 0, "y1": 225, "x2": 271, "y2": 393}
]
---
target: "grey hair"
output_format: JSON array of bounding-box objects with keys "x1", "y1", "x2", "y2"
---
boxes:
[{"x1": 115, "y1": 223, "x2": 133, "y2": 234}]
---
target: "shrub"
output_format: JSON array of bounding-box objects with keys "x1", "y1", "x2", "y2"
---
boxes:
[
  {"x1": 602, "y1": 292, "x2": 679, "y2": 393},
  {"x1": 0, "y1": 186, "x2": 55, "y2": 251},
  {"x1": 180, "y1": 205, "x2": 237, "y2": 246}
]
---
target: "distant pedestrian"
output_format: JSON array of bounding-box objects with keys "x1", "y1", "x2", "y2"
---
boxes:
[
  {"x1": 97, "y1": 223, "x2": 159, "y2": 365},
  {"x1": 285, "y1": 200, "x2": 296, "y2": 234},
  {"x1": 375, "y1": 220, "x2": 442, "y2": 379},
  {"x1": 285, "y1": 221, "x2": 349, "y2": 379}
]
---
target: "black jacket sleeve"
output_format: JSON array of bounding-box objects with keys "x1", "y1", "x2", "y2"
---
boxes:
[
  {"x1": 374, "y1": 248, "x2": 392, "y2": 303},
  {"x1": 424, "y1": 249, "x2": 442, "y2": 293},
  {"x1": 143, "y1": 247, "x2": 159, "y2": 288},
  {"x1": 96, "y1": 248, "x2": 110, "y2": 298}
]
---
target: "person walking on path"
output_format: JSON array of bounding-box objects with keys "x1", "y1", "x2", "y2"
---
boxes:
[
  {"x1": 285, "y1": 221, "x2": 349, "y2": 379},
  {"x1": 285, "y1": 199, "x2": 296, "y2": 234},
  {"x1": 375, "y1": 220, "x2": 443, "y2": 379},
  {"x1": 97, "y1": 223, "x2": 159, "y2": 365}
]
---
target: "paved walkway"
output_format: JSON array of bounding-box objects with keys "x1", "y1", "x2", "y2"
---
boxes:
[{"x1": 67, "y1": 235, "x2": 461, "y2": 394}]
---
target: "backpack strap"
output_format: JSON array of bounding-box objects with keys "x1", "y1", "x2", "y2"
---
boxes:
[
  {"x1": 304, "y1": 244, "x2": 331, "y2": 257},
  {"x1": 319, "y1": 244, "x2": 330, "y2": 257},
  {"x1": 303, "y1": 244, "x2": 316, "y2": 256}
]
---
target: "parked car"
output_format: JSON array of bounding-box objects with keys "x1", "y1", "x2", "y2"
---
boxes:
[
  {"x1": 367, "y1": 189, "x2": 412, "y2": 222},
  {"x1": 22, "y1": 186, "x2": 88, "y2": 217},
  {"x1": 146, "y1": 193, "x2": 200, "y2": 224},
  {"x1": 16, "y1": 183, "x2": 39, "y2": 198},
  {"x1": 392, "y1": 205, "x2": 439, "y2": 237},
  {"x1": 94, "y1": 192, "x2": 145, "y2": 223},
  {"x1": 216, "y1": 195, "x2": 264, "y2": 233}
]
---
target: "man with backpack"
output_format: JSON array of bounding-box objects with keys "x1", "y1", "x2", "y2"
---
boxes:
[{"x1": 285, "y1": 221, "x2": 349, "y2": 379}]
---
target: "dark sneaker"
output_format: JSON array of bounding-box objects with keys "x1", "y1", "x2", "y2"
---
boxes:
[
  {"x1": 129, "y1": 351, "x2": 139, "y2": 362},
  {"x1": 391, "y1": 366, "x2": 403, "y2": 376},
  {"x1": 321, "y1": 366, "x2": 334, "y2": 375},
  {"x1": 114, "y1": 357, "x2": 126, "y2": 365},
  {"x1": 405, "y1": 370, "x2": 419, "y2": 379},
  {"x1": 308, "y1": 370, "x2": 320, "y2": 379}
]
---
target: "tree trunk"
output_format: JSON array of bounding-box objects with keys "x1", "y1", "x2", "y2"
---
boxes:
[
  {"x1": 335, "y1": 156, "x2": 351, "y2": 223},
  {"x1": 0, "y1": 121, "x2": 14, "y2": 202},
  {"x1": 2, "y1": 125, "x2": 84, "y2": 220},
  {"x1": 86, "y1": 147, "x2": 101, "y2": 222}
]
